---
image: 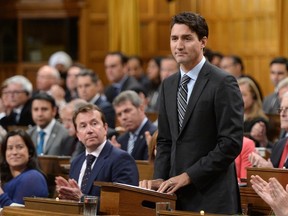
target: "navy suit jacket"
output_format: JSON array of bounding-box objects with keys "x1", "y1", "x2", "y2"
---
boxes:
[
  {"x1": 117, "y1": 120, "x2": 157, "y2": 160},
  {"x1": 69, "y1": 141, "x2": 139, "y2": 196},
  {"x1": 104, "y1": 76, "x2": 144, "y2": 103},
  {"x1": 94, "y1": 96, "x2": 115, "y2": 128},
  {"x1": 155, "y1": 61, "x2": 243, "y2": 214},
  {"x1": 270, "y1": 137, "x2": 288, "y2": 168}
]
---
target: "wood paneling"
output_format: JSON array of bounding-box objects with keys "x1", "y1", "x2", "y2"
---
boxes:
[{"x1": 0, "y1": 0, "x2": 287, "y2": 97}]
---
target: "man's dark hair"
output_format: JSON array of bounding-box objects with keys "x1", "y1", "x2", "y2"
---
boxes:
[
  {"x1": 270, "y1": 57, "x2": 288, "y2": 71},
  {"x1": 77, "y1": 69, "x2": 99, "y2": 84},
  {"x1": 106, "y1": 51, "x2": 129, "y2": 65},
  {"x1": 32, "y1": 92, "x2": 56, "y2": 108},
  {"x1": 171, "y1": 12, "x2": 209, "y2": 40}
]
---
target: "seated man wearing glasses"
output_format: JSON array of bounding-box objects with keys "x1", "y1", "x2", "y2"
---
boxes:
[
  {"x1": 0, "y1": 75, "x2": 35, "y2": 130},
  {"x1": 249, "y1": 91, "x2": 288, "y2": 168}
]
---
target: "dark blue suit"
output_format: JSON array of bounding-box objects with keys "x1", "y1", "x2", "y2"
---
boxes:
[
  {"x1": 69, "y1": 141, "x2": 139, "y2": 196},
  {"x1": 117, "y1": 120, "x2": 157, "y2": 160}
]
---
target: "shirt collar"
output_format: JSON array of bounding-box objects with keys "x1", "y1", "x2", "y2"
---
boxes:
[
  {"x1": 85, "y1": 139, "x2": 106, "y2": 158},
  {"x1": 180, "y1": 56, "x2": 206, "y2": 81},
  {"x1": 37, "y1": 118, "x2": 56, "y2": 137}
]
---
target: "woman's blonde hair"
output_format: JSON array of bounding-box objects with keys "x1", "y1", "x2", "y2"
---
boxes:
[{"x1": 238, "y1": 77, "x2": 268, "y2": 121}]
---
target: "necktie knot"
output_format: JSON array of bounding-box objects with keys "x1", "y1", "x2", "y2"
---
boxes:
[
  {"x1": 181, "y1": 75, "x2": 191, "y2": 86},
  {"x1": 39, "y1": 130, "x2": 45, "y2": 137},
  {"x1": 86, "y1": 154, "x2": 96, "y2": 166}
]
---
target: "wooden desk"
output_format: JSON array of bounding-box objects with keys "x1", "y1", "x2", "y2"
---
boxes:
[
  {"x1": 136, "y1": 160, "x2": 154, "y2": 180},
  {"x1": 246, "y1": 167, "x2": 288, "y2": 187},
  {"x1": 38, "y1": 155, "x2": 71, "y2": 197},
  {"x1": 240, "y1": 167, "x2": 288, "y2": 215},
  {"x1": 2, "y1": 206, "x2": 82, "y2": 216},
  {"x1": 95, "y1": 181, "x2": 177, "y2": 216},
  {"x1": 157, "y1": 210, "x2": 221, "y2": 216}
]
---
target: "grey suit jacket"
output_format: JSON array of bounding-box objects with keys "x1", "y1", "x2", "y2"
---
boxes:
[
  {"x1": 155, "y1": 61, "x2": 243, "y2": 214},
  {"x1": 27, "y1": 120, "x2": 71, "y2": 156}
]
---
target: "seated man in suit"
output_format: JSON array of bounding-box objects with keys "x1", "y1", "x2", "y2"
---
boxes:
[
  {"x1": 27, "y1": 92, "x2": 71, "y2": 156},
  {"x1": 0, "y1": 75, "x2": 35, "y2": 130},
  {"x1": 76, "y1": 69, "x2": 116, "y2": 128},
  {"x1": 55, "y1": 103, "x2": 139, "y2": 200},
  {"x1": 111, "y1": 90, "x2": 157, "y2": 160},
  {"x1": 249, "y1": 91, "x2": 288, "y2": 168},
  {"x1": 104, "y1": 51, "x2": 144, "y2": 103}
]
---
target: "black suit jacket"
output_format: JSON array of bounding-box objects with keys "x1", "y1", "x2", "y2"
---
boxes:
[
  {"x1": 117, "y1": 120, "x2": 157, "y2": 160},
  {"x1": 155, "y1": 61, "x2": 243, "y2": 214},
  {"x1": 104, "y1": 76, "x2": 144, "y2": 103},
  {"x1": 0, "y1": 99, "x2": 34, "y2": 130},
  {"x1": 94, "y1": 96, "x2": 115, "y2": 128}
]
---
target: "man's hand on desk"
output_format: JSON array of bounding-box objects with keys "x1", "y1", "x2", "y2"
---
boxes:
[
  {"x1": 139, "y1": 172, "x2": 191, "y2": 194},
  {"x1": 55, "y1": 176, "x2": 83, "y2": 201}
]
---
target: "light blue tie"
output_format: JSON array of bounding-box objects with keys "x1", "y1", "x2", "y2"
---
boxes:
[
  {"x1": 37, "y1": 130, "x2": 46, "y2": 155},
  {"x1": 127, "y1": 133, "x2": 137, "y2": 154}
]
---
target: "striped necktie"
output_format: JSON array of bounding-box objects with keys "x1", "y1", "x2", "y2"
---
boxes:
[{"x1": 177, "y1": 74, "x2": 191, "y2": 130}]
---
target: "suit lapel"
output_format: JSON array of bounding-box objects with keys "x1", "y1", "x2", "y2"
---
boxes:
[
  {"x1": 85, "y1": 142, "x2": 111, "y2": 194},
  {"x1": 44, "y1": 123, "x2": 58, "y2": 154},
  {"x1": 179, "y1": 63, "x2": 210, "y2": 135}
]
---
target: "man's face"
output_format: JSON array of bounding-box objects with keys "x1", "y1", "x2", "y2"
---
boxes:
[
  {"x1": 75, "y1": 110, "x2": 108, "y2": 152},
  {"x1": 114, "y1": 100, "x2": 144, "y2": 132},
  {"x1": 5, "y1": 83, "x2": 29, "y2": 108},
  {"x1": 160, "y1": 58, "x2": 178, "y2": 81},
  {"x1": 270, "y1": 63, "x2": 288, "y2": 87},
  {"x1": 66, "y1": 66, "x2": 81, "y2": 91},
  {"x1": 170, "y1": 24, "x2": 207, "y2": 72},
  {"x1": 220, "y1": 57, "x2": 241, "y2": 78},
  {"x1": 104, "y1": 55, "x2": 126, "y2": 83},
  {"x1": 36, "y1": 66, "x2": 58, "y2": 91},
  {"x1": 60, "y1": 107, "x2": 75, "y2": 136},
  {"x1": 76, "y1": 76, "x2": 98, "y2": 102},
  {"x1": 280, "y1": 96, "x2": 288, "y2": 130},
  {"x1": 127, "y1": 58, "x2": 143, "y2": 79},
  {"x1": 32, "y1": 99, "x2": 56, "y2": 128}
]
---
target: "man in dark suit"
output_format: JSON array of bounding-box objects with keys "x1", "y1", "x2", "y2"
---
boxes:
[
  {"x1": 104, "y1": 51, "x2": 144, "y2": 103},
  {"x1": 140, "y1": 12, "x2": 243, "y2": 215},
  {"x1": 55, "y1": 103, "x2": 138, "y2": 200},
  {"x1": 111, "y1": 90, "x2": 157, "y2": 160},
  {"x1": 76, "y1": 69, "x2": 116, "y2": 128},
  {"x1": 27, "y1": 92, "x2": 71, "y2": 156},
  {"x1": 0, "y1": 75, "x2": 35, "y2": 130},
  {"x1": 249, "y1": 92, "x2": 288, "y2": 168}
]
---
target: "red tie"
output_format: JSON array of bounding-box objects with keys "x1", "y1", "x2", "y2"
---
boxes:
[{"x1": 279, "y1": 141, "x2": 288, "y2": 168}]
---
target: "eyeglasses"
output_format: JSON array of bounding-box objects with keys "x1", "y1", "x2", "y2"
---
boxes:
[
  {"x1": 278, "y1": 107, "x2": 288, "y2": 114},
  {"x1": 2, "y1": 90, "x2": 26, "y2": 95}
]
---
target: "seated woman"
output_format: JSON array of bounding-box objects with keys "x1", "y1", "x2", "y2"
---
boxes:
[
  {"x1": 238, "y1": 77, "x2": 269, "y2": 147},
  {"x1": 0, "y1": 129, "x2": 49, "y2": 207}
]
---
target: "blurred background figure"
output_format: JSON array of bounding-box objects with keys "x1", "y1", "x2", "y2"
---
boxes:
[
  {"x1": 160, "y1": 55, "x2": 179, "y2": 81},
  {"x1": 127, "y1": 55, "x2": 150, "y2": 90},
  {"x1": 145, "y1": 56, "x2": 162, "y2": 113},
  {"x1": 48, "y1": 51, "x2": 73, "y2": 88},
  {"x1": 238, "y1": 77, "x2": 269, "y2": 147},
  {"x1": 65, "y1": 63, "x2": 85, "y2": 102},
  {"x1": 0, "y1": 129, "x2": 48, "y2": 207},
  {"x1": 263, "y1": 57, "x2": 288, "y2": 114},
  {"x1": 104, "y1": 51, "x2": 143, "y2": 104},
  {"x1": 220, "y1": 55, "x2": 263, "y2": 100},
  {"x1": 0, "y1": 75, "x2": 35, "y2": 131}
]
